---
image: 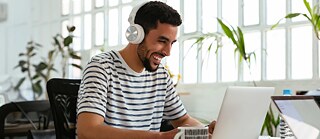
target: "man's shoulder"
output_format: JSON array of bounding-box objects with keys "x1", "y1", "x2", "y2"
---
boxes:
[{"x1": 90, "y1": 51, "x2": 119, "y2": 63}]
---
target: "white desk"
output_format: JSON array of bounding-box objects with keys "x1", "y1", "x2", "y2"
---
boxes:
[{"x1": 258, "y1": 136, "x2": 280, "y2": 139}]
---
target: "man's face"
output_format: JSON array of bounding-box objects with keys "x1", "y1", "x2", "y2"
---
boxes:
[{"x1": 137, "y1": 22, "x2": 178, "y2": 72}]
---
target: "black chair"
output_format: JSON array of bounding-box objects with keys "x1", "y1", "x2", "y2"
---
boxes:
[
  {"x1": 46, "y1": 78, "x2": 80, "y2": 139},
  {"x1": 0, "y1": 100, "x2": 51, "y2": 139}
]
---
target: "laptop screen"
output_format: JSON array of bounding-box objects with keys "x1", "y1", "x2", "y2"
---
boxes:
[
  {"x1": 211, "y1": 86, "x2": 274, "y2": 139},
  {"x1": 272, "y1": 96, "x2": 320, "y2": 139}
]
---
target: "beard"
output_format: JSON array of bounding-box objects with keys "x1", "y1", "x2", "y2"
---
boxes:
[
  {"x1": 142, "y1": 58, "x2": 156, "y2": 72},
  {"x1": 137, "y1": 43, "x2": 159, "y2": 72}
]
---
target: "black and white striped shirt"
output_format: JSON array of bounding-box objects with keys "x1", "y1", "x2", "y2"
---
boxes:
[{"x1": 77, "y1": 51, "x2": 186, "y2": 131}]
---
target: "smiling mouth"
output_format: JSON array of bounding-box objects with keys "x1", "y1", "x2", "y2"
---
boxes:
[{"x1": 152, "y1": 53, "x2": 164, "y2": 65}]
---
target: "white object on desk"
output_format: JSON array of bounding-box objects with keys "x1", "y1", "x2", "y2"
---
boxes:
[
  {"x1": 282, "y1": 114, "x2": 319, "y2": 139},
  {"x1": 0, "y1": 94, "x2": 5, "y2": 107},
  {"x1": 174, "y1": 126, "x2": 208, "y2": 139},
  {"x1": 258, "y1": 136, "x2": 280, "y2": 139}
]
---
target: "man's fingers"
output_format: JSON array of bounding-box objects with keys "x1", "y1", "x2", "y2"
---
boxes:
[{"x1": 208, "y1": 120, "x2": 216, "y2": 134}]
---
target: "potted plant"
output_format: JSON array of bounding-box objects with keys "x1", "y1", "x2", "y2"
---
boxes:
[
  {"x1": 190, "y1": 18, "x2": 257, "y2": 85},
  {"x1": 14, "y1": 26, "x2": 82, "y2": 100},
  {"x1": 272, "y1": 0, "x2": 320, "y2": 39},
  {"x1": 191, "y1": 18, "x2": 279, "y2": 137}
]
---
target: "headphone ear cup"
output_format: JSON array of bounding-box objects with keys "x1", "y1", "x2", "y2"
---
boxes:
[{"x1": 125, "y1": 24, "x2": 145, "y2": 44}]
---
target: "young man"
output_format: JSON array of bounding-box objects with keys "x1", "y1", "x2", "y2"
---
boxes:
[{"x1": 77, "y1": 1, "x2": 215, "y2": 139}]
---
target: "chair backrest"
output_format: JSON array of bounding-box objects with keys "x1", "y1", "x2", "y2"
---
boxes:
[
  {"x1": 0, "y1": 100, "x2": 51, "y2": 139},
  {"x1": 46, "y1": 78, "x2": 80, "y2": 139}
]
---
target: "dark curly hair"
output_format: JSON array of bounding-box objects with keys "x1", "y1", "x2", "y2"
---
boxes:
[{"x1": 134, "y1": 1, "x2": 182, "y2": 36}]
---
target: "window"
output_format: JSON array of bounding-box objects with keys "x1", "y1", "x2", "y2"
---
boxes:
[
  {"x1": 183, "y1": 39, "x2": 198, "y2": 84},
  {"x1": 291, "y1": 26, "x2": 312, "y2": 79},
  {"x1": 60, "y1": 0, "x2": 106, "y2": 78},
  {"x1": 243, "y1": 32, "x2": 261, "y2": 81},
  {"x1": 183, "y1": 0, "x2": 197, "y2": 33},
  {"x1": 108, "y1": 8, "x2": 119, "y2": 46},
  {"x1": 266, "y1": 29, "x2": 286, "y2": 80},
  {"x1": 243, "y1": 0, "x2": 259, "y2": 26},
  {"x1": 95, "y1": 12, "x2": 104, "y2": 46},
  {"x1": 61, "y1": 0, "x2": 319, "y2": 82}
]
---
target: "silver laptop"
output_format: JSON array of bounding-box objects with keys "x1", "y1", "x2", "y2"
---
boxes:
[
  {"x1": 271, "y1": 96, "x2": 320, "y2": 139},
  {"x1": 211, "y1": 86, "x2": 275, "y2": 139}
]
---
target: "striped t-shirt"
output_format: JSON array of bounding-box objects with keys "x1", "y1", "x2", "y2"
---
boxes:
[{"x1": 77, "y1": 51, "x2": 187, "y2": 131}]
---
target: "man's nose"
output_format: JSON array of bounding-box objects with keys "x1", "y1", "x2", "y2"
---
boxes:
[{"x1": 162, "y1": 44, "x2": 172, "y2": 56}]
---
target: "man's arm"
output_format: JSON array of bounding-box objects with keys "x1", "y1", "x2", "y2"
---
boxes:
[
  {"x1": 77, "y1": 112, "x2": 177, "y2": 139},
  {"x1": 170, "y1": 114, "x2": 204, "y2": 128},
  {"x1": 170, "y1": 114, "x2": 216, "y2": 134}
]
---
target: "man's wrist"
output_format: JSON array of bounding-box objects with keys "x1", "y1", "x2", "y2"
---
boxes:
[{"x1": 156, "y1": 131, "x2": 166, "y2": 139}]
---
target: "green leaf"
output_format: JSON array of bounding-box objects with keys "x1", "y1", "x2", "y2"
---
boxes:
[
  {"x1": 195, "y1": 36, "x2": 205, "y2": 44},
  {"x1": 27, "y1": 41, "x2": 33, "y2": 45},
  {"x1": 302, "y1": 13, "x2": 312, "y2": 22},
  {"x1": 69, "y1": 52, "x2": 81, "y2": 60},
  {"x1": 261, "y1": 112, "x2": 273, "y2": 136},
  {"x1": 13, "y1": 65, "x2": 20, "y2": 69},
  {"x1": 217, "y1": 18, "x2": 237, "y2": 44},
  {"x1": 71, "y1": 63, "x2": 82, "y2": 70},
  {"x1": 32, "y1": 74, "x2": 40, "y2": 80},
  {"x1": 34, "y1": 42, "x2": 42, "y2": 47},
  {"x1": 32, "y1": 80, "x2": 43, "y2": 95},
  {"x1": 276, "y1": 115, "x2": 281, "y2": 126},
  {"x1": 21, "y1": 67, "x2": 28, "y2": 72},
  {"x1": 51, "y1": 67, "x2": 58, "y2": 72},
  {"x1": 48, "y1": 50, "x2": 55, "y2": 59},
  {"x1": 64, "y1": 36, "x2": 73, "y2": 46},
  {"x1": 14, "y1": 77, "x2": 26, "y2": 90},
  {"x1": 17, "y1": 60, "x2": 27, "y2": 67},
  {"x1": 285, "y1": 13, "x2": 302, "y2": 19},
  {"x1": 30, "y1": 52, "x2": 36, "y2": 57},
  {"x1": 303, "y1": 0, "x2": 313, "y2": 18},
  {"x1": 53, "y1": 37, "x2": 63, "y2": 51},
  {"x1": 271, "y1": 19, "x2": 282, "y2": 30},
  {"x1": 67, "y1": 26, "x2": 76, "y2": 32},
  {"x1": 316, "y1": 15, "x2": 320, "y2": 28},
  {"x1": 38, "y1": 72, "x2": 47, "y2": 79},
  {"x1": 237, "y1": 27, "x2": 246, "y2": 59},
  {"x1": 34, "y1": 62, "x2": 47, "y2": 72},
  {"x1": 271, "y1": 14, "x2": 302, "y2": 30},
  {"x1": 19, "y1": 53, "x2": 25, "y2": 56},
  {"x1": 27, "y1": 46, "x2": 35, "y2": 55}
]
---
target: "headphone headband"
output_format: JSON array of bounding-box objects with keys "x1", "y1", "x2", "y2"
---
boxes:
[
  {"x1": 126, "y1": 0, "x2": 167, "y2": 44},
  {"x1": 128, "y1": 1, "x2": 149, "y2": 25}
]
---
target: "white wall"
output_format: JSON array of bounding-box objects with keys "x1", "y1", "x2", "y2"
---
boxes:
[
  {"x1": 0, "y1": 0, "x2": 61, "y2": 101},
  {"x1": 0, "y1": 27, "x2": 6, "y2": 74},
  {"x1": 0, "y1": 0, "x2": 60, "y2": 77}
]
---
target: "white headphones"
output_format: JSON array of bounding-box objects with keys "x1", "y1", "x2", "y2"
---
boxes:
[
  {"x1": 125, "y1": 1, "x2": 149, "y2": 44},
  {"x1": 125, "y1": 0, "x2": 167, "y2": 44}
]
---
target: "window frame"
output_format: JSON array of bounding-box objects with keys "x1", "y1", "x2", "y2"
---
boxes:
[{"x1": 61, "y1": 0, "x2": 320, "y2": 82}]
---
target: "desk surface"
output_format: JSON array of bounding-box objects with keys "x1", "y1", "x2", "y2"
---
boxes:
[
  {"x1": 258, "y1": 136, "x2": 280, "y2": 139},
  {"x1": 3, "y1": 121, "x2": 54, "y2": 137}
]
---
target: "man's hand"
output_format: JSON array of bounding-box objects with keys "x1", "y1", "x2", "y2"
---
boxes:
[
  {"x1": 208, "y1": 120, "x2": 216, "y2": 134},
  {"x1": 158, "y1": 128, "x2": 179, "y2": 139}
]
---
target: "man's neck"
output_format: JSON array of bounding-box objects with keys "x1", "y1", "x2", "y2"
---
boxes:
[{"x1": 119, "y1": 44, "x2": 145, "y2": 73}]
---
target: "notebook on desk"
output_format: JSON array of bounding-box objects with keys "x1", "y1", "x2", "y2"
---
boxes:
[
  {"x1": 271, "y1": 95, "x2": 320, "y2": 139},
  {"x1": 211, "y1": 86, "x2": 275, "y2": 139}
]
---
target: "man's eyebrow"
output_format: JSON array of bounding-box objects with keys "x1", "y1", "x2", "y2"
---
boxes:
[
  {"x1": 159, "y1": 36, "x2": 170, "y2": 41},
  {"x1": 159, "y1": 36, "x2": 177, "y2": 43}
]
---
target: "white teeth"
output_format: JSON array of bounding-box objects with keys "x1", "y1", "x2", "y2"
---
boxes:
[{"x1": 154, "y1": 55, "x2": 162, "y2": 60}]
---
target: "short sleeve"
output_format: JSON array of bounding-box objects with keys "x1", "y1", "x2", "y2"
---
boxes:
[{"x1": 77, "y1": 58, "x2": 109, "y2": 118}]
